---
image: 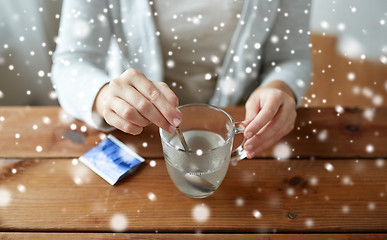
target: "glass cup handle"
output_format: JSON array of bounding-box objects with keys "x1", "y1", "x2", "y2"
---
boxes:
[{"x1": 230, "y1": 122, "x2": 247, "y2": 163}]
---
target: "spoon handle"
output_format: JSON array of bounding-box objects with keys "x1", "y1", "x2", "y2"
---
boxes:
[{"x1": 175, "y1": 127, "x2": 190, "y2": 151}]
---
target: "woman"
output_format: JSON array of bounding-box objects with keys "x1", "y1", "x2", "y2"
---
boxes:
[{"x1": 51, "y1": 0, "x2": 311, "y2": 158}]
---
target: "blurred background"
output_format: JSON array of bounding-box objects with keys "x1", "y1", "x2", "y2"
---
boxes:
[{"x1": 0, "y1": 0, "x2": 386, "y2": 107}]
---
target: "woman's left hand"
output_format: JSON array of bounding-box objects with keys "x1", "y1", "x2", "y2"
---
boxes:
[{"x1": 243, "y1": 80, "x2": 297, "y2": 159}]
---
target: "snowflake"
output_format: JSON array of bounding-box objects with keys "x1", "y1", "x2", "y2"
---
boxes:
[
  {"x1": 320, "y1": 20, "x2": 329, "y2": 29},
  {"x1": 273, "y1": 142, "x2": 291, "y2": 161},
  {"x1": 149, "y1": 160, "x2": 156, "y2": 167},
  {"x1": 73, "y1": 20, "x2": 91, "y2": 38},
  {"x1": 42, "y1": 116, "x2": 51, "y2": 125},
  {"x1": 70, "y1": 123, "x2": 77, "y2": 130},
  {"x1": 363, "y1": 108, "x2": 375, "y2": 121},
  {"x1": 80, "y1": 126, "x2": 88, "y2": 132},
  {"x1": 309, "y1": 177, "x2": 318, "y2": 186},
  {"x1": 335, "y1": 105, "x2": 344, "y2": 114},
  {"x1": 192, "y1": 204, "x2": 210, "y2": 223},
  {"x1": 342, "y1": 176, "x2": 354, "y2": 185},
  {"x1": 372, "y1": 95, "x2": 383, "y2": 106},
  {"x1": 220, "y1": 77, "x2": 236, "y2": 95},
  {"x1": 305, "y1": 218, "x2": 314, "y2": 228},
  {"x1": 99, "y1": 133, "x2": 107, "y2": 140},
  {"x1": 235, "y1": 197, "x2": 244, "y2": 207},
  {"x1": 296, "y1": 79, "x2": 305, "y2": 88},
  {"x1": 270, "y1": 35, "x2": 279, "y2": 44},
  {"x1": 147, "y1": 192, "x2": 157, "y2": 201},
  {"x1": 192, "y1": 16, "x2": 201, "y2": 25},
  {"x1": 337, "y1": 23, "x2": 346, "y2": 31},
  {"x1": 110, "y1": 213, "x2": 128, "y2": 232},
  {"x1": 71, "y1": 164, "x2": 91, "y2": 185},
  {"x1": 210, "y1": 55, "x2": 220, "y2": 64},
  {"x1": 366, "y1": 144, "x2": 374, "y2": 153},
  {"x1": 252, "y1": 209, "x2": 262, "y2": 219},
  {"x1": 341, "y1": 37, "x2": 363, "y2": 59},
  {"x1": 36, "y1": 146, "x2": 43, "y2": 152},
  {"x1": 73, "y1": 177, "x2": 82, "y2": 185},
  {"x1": 0, "y1": 188, "x2": 11, "y2": 207},
  {"x1": 286, "y1": 188, "x2": 295, "y2": 197},
  {"x1": 376, "y1": 159, "x2": 384, "y2": 168},
  {"x1": 318, "y1": 129, "x2": 328, "y2": 142},
  {"x1": 347, "y1": 72, "x2": 356, "y2": 81},
  {"x1": 166, "y1": 59, "x2": 175, "y2": 68},
  {"x1": 368, "y1": 202, "x2": 376, "y2": 211},
  {"x1": 324, "y1": 162, "x2": 334, "y2": 172},
  {"x1": 17, "y1": 184, "x2": 26, "y2": 193},
  {"x1": 342, "y1": 205, "x2": 350, "y2": 214},
  {"x1": 196, "y1": 149, "x2": 203, "y2": 156}
]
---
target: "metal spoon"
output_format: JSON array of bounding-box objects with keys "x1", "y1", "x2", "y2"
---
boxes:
[
  {"x1": 175, "y1": 127, "x2": 217, "y2": 192},
  {"x1": 184, "y1": 173, "x2": 217, "y2": 193},
  {"x1": 175, "y1": 127, "x2": 190, "y2": 151}
]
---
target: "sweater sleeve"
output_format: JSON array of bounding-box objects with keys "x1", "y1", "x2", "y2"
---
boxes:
[
  {"x1": 259, "y1": 0, "x2": 312, "y2": 107},
  {"x1": 51, "y1": 0, "x2": 115, "y2": 131}
]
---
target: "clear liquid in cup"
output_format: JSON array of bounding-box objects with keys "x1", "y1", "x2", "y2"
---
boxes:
[{"x1": 164, "y1": 129, "x2": 231, "y2": 198}]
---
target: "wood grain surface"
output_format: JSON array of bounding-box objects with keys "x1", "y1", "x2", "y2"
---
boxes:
[
  {"x1": 1, "y1": 158, "x2": 386, "y2": 233},
  {"x1": 1, "y1": 106, "x2": 386, "y2": 239},
  {"x1": 2, "y1": 233, "x2": 387, "y2": 240},
  {"x1": 0, "y1": 106, "x2": 386, "y2": 159}
]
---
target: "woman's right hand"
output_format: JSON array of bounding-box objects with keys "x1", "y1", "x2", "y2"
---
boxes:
[{"x1": 94, "y1": 69, "x2": 182, "y2": 135}]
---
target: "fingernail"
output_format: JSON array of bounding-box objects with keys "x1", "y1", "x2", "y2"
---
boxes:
[
  {"x1": 173, "y1": 118, "x2": 181, "y2": 127},
  {"x1": 169, "y1": 125, "x2": 176, "y2": 133},
  {"x1": 245, "y1": 144, "x2": 253, "y2": 150},
  {"x1": 248, "y1": 151, "x2": 255, "y2": 159},
  {"x1": 246, "y1": 131, "x2": 253, "y2": 139}
]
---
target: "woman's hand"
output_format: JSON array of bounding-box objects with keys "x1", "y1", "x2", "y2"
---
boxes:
[
  {"x1": 94, "y1": 69, "x2": 182, "y2": 135},
  {"x1": 243, "y1": 80, "x2": 297, "y2": 158}
]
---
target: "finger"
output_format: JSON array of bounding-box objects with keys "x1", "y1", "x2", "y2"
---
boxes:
[
  {"x1": 244, "y1": 99, "x2": 281, "y2": 139},
  {"x1": 155, "y1": 82, "x2": 179, "y2": 108},
  {"x1": 109, "y1": 71, "x2": 173, "y2": 131},
  {"x1": 130, "y1": 73, "x2": 181, "y2": 127},
  {"x1": 117, "y1": 84, "x2": 174, "y2": 132},
  {"x1": 244, "y1": 104, "x2": 295, "y2": 153},
  {"x1": 103, "y1": 110, "x2": 143, "y2": 135},
  {"x1": 244, "y1": 96, "x2": 260, "y2": 126},
  {"x1": 246, "y1": 134, "x2": 281, "y2": 158},
  {"x1": 108, "y1": 97, "x2": 150, "y2": 127}
]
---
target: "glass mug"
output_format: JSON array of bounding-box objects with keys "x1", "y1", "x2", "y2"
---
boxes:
[{"x1": 159, "y1": 104, "x2": 247, "y2": 198}]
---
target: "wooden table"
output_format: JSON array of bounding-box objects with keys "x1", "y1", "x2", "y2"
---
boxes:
[{"x1": 0, "y1": 106, "x2": 386, "y2": 239}]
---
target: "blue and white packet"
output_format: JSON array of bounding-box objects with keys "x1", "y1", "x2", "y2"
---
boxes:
[{"x1": 79, "y1": 134, "x2": 144, "y2": 185}]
